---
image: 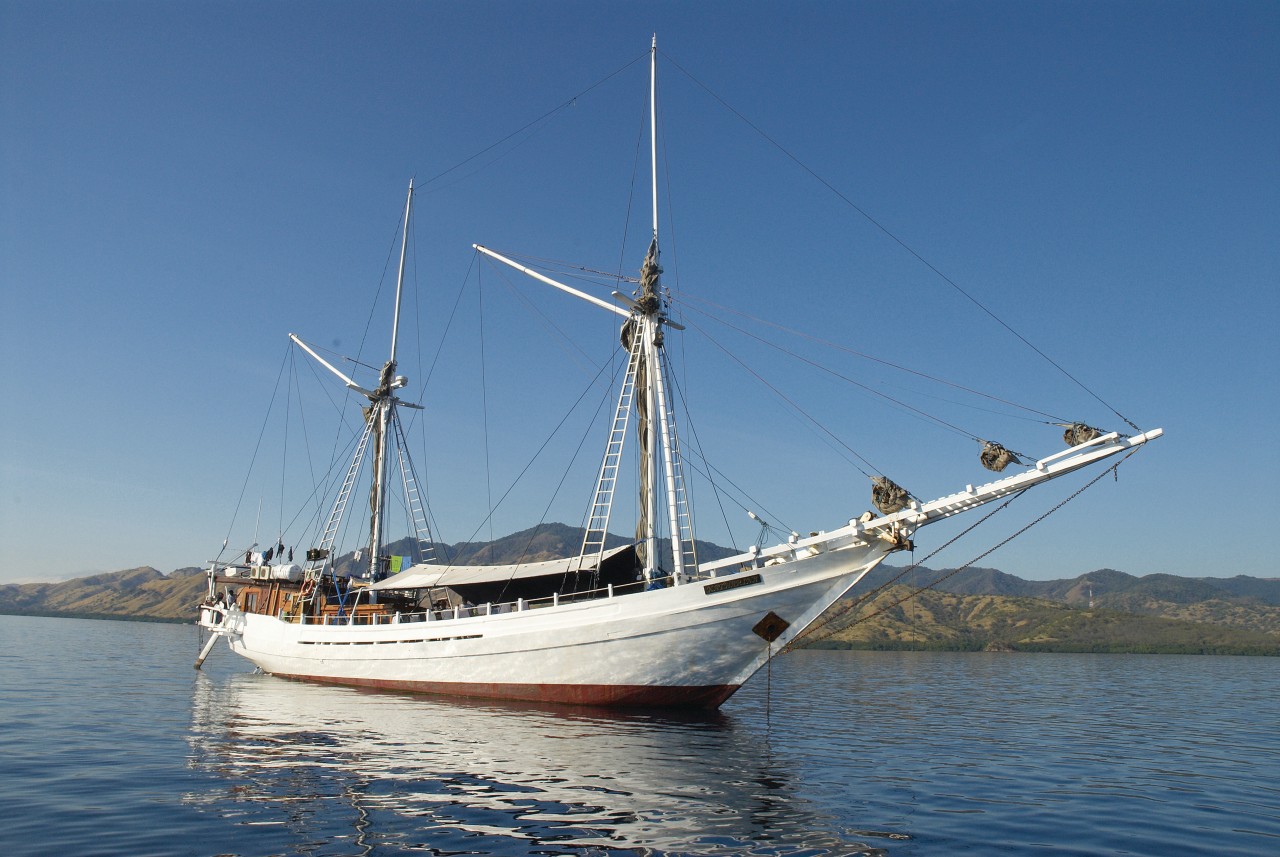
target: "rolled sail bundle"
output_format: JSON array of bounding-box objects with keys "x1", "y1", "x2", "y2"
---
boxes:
[
  {"x1": 871, "y1": 475, "x2": 911, "y2": 515},
  {"x1": 1063, "y1": 423, "x2": 1102, "y2": 447},
  {"x1": 980, "y1": 441, "x2": 1022, "y2": 472}
]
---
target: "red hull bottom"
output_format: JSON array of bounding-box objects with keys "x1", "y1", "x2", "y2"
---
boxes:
[{"x1": 274, "y1": 672, "x2": 741, "y2": 709}]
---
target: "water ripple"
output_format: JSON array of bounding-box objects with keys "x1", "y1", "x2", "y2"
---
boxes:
[{"x1": 1, "y1": 617, "x2": 1278, "y2": 855}]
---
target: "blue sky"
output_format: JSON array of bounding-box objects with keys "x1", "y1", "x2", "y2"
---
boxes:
[{"x1": 2, "y1": 1, "x2": 1277, "y2": 584}]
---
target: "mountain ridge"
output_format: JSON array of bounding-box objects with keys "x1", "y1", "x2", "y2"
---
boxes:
[{"x1": 2, "y1": 525, "x2": 1276, "y2": 653}]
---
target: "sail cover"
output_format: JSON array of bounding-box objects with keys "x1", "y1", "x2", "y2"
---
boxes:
[{"x1": 368, "y1": 544, "x2": 634, "y2": 591}]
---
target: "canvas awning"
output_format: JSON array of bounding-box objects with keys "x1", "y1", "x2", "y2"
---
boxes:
[{"x1": 367, "y1": 544, "x2": 633, "y2": 591}]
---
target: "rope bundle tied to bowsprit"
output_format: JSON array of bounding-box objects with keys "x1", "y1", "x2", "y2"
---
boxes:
[
  {"x1": 1062, "y1": 422, "x2": 1103, "y2": 447},
  {"x1": 870, "y1": 475, "x2": 911, "y2": 515},
  {"x1": 979, "y1": 441, "x2": 1023, "y2": 472}
]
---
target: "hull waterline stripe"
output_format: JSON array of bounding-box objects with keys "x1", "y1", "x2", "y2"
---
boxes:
[{"x1": 273, "y1": 672, "x2": 740, "y2": 709}]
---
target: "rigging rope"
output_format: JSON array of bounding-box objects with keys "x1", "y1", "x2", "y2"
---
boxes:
[
  {"x1": 680, "y1": 299, "x2": 993, "y2": 445},
  {"x1": 278, "y1": 349, "x2": 293, "y2": 544},
  {"x1": 478, "y1": 265, "x2": 494, "y2": 545},
  {"x1": 495, "y1": 369, "x2": 622, "y2": 601},
  {"x1": 351, "y1": 205, "x2": 409, "y2": 374},
  {"x1": 663, "y1": 361, "x2": 750, "y2": 552},
  {"x1": 793, "y1": 448, "x2": 1141, "y2": 648},
  {"x1": 220, "y1": 345, "x2": 292, "y2": 551},
  {"x1": 484, "y1": 257, "x2": 603, "y2": 375},
  {"x1": 440, "y1": 351, "x2": 619, "y2": 572},
  {"x1": 420, "y1": 53, "x2": 648, "y2": 193},
  {"x1": 789, "y1": 491, "x2": 1025, "y2": 650},
  {"x1": 672, "y1": 291, "x2": 1069, "y2": 425},
  {"x1": 289, "y1": 352, "x2": 319, "y2": 501},
  {"x1": 484, "y1": 251, "x2": 639, "y2": 288},
  {"x1": 660, "y1": 50, "x2": 1141, "y2": 433},
  {"x1": 615, "y1": 95, "x2": 647, "y2": 287},
  {"x1": 681, "y1": 315, "x2": 882, "y2": 477}
]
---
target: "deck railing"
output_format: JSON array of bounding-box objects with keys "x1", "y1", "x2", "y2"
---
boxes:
[{"x1": 278, "y1": 566, "x2": 736, "y2": 626}]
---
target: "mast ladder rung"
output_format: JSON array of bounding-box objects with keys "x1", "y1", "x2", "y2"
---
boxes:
[
  {"x1": 657, "y1": 361, "x2": 698, "y2": 573},
  {"x1": 393, "y1": 416, "x2": 438, "y2": 564},
  {"x1": 578, "y1": 325, "x2": 645, "y2": 565},
  {"x1": 307, "y1": 417, "x2": 376, "y2": 576}
]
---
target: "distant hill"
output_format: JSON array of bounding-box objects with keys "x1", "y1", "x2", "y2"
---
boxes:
[
  {"x1": 333, "y1": 524, "x2": 736, "y2": 576},
  {"x1": 0, "y1": 566, "x2": 208, "y2": 623},
  {"x1": 865, "y1": 564, "x2": 1280, "y2": 605},
  {"x1": 860, "y1": 564, "x2": 1280, "y2": 637},
  {"x1": 2, "y1": 528, "x2": 1277, "y2": 654},
  {"x1": 0, "y1": 524, "x2": 737, "y2": 624},
  {"x1": 804, "y1": 585, "x2": 1280, "y2": 656}
]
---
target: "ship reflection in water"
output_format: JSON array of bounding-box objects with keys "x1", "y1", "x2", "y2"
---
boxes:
[{"x1": 186, "y1": 671, "x2": 897, "y2": 856}]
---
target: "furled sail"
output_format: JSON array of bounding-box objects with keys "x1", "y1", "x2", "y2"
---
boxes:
[
  {"x1": 633, "y1": 238, "x2": 664, "y2": 574},
  {"x1": 980, "y1": 441, "x2": 1022, "y2": 472},
  {"x1": 1063, "y1": 423, "x2": 1102, "y2": 447},
  {"x1": 871, "y1": 476, "x2": 911, "y2": 515}
]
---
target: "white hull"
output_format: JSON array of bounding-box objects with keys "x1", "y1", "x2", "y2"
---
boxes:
[{"x1": 202, "y1": 541, "x2": 891, "y2": 708}]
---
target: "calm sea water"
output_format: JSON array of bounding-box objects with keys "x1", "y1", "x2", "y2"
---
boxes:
[{"x1": 1, "y1": 615, "x2": 1276, "y2": 856}]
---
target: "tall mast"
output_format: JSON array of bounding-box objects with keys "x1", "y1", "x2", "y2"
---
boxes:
[
  {"x1": 636, "y1": 35, "x2": 691, "y2": 584},
  {"x1": 638, "y1": 35, "x2": 661, "y2": 582},
  {"x1": 649, "y1": 34, "x2": 659, "y2": 246},
  {"x1": 390, "y1": 179, "x2": 413, "y2": 366},
  {"x1": 472, "y1": 42, "x2": 696, "y2": 586},
  {"x1": 369, "y1": 180, "x2": 414, "y2": 579}
]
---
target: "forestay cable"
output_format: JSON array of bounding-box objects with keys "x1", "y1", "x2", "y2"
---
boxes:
[{"x1": 661, "y1": 50, "x2": 1141, "y2": 432}]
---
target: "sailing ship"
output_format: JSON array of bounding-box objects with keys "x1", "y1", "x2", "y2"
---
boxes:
[{"x1": 196, "y1": 39, "x2": 1162, "y2": 708}]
